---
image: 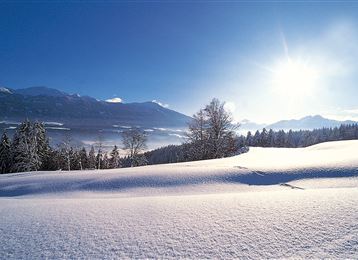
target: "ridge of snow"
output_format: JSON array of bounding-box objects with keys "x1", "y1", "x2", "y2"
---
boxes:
[{"x1": 1, "y1": 140, "x2": 357, "y2": 197}]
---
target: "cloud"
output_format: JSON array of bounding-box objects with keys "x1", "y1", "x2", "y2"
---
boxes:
[
  {"x1": 152, "y1": 100, "x2": 169, "y2": 108},
  {"x1": 105, "y1": 97, "x2": 122, "y2": 103}
]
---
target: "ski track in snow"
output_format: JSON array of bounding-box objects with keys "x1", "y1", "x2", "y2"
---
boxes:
[{"x1": 0, "y1": 140, "x2": 358, "y2": 259}]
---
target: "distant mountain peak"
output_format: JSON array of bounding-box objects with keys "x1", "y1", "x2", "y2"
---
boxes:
[
  {"x1": 267, "y1": 114, "x2": 357, "y2": 130},
  {"x1": 15, "y1": 86, "x2": 68, "y2": 97},
  {"x1": 0, "y1": 86, "x2": 191, "y2": 128}
]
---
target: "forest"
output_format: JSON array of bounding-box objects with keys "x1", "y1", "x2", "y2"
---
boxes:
[{"x1": 1, "y1": 99, "x2": 358, "y2": 173}]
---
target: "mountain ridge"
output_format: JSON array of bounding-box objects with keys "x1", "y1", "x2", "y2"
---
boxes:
[{"x1": 0, "y1": 86, "x2": 191, "y2": 128}]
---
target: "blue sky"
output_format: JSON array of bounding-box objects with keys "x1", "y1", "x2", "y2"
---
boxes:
[{"x1": 1, "y1": 2, "x2": 358, "y2": 123}]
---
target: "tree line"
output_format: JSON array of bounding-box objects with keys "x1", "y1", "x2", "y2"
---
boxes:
[
  {"x1": 0, "y1": 120, "x2": 148, "y2": 174},
  {"x1": 145, "y1": 123, "x2": 358, "y2": 165},
  {"x1": 237, "y1": 124, "x2": 358, "y2": 148},
  {"x1": 0, "y1": 98, "x2": 240, "y2": 174},
  {"x1": 2, "y1": 98, "x2": 358, "y2": 173}
]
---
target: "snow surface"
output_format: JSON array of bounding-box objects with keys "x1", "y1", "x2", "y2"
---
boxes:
[{"x1": 0, "y1": 140, "x2": 358, "y2": 259}]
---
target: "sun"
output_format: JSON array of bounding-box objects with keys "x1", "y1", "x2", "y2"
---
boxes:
[{"x1": 272, "y1": 58, "x2": 319, "y2": 98}]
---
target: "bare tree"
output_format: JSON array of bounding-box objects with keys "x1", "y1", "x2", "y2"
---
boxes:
[
  {"x1": 121, "y1": 128, "x2": 148, "y2": 167},
  {"x1": 186, "y1": 98, "x2": 239, "y2": 160},
  {"x1": 186, "y1": 109, "x2": 209, "y2": 160}
]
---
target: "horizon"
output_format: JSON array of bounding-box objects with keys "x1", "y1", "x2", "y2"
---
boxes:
[
  {"x1": 2, "y1": 85, "x2": 356, "y2": 125},
  {"x1": 2, "y1": 2, "x2": 358, "y2": 123}
]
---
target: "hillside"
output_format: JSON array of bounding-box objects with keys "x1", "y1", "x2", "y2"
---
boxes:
[
  {"x1": 0, "y1": 86, "x2": 191, "y2": 128},
  {"x1": 0, "y1": 140, "x2": 357, "y2": 258}
]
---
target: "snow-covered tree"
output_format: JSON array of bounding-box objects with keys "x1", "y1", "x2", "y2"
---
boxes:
[
  {"x1": 121, "y1": 128, "x2": 148, "y2": 167},
  {"x1": 0, "y1": 132, "x2": 11, "y2": 173},
  {"x1": 96, "y1": 147, "x2": 103, "y2": 170},
  {"x1": 186, "y1": 98, "x2": 238, "y2": 160},
  {"x1": 11, "y1": 121, "x2": 41, "y2": 172},
  {"x1": 88, "y1": 146, "x2": 96, "y2": 169},
  {"x1": 59, "y1": 134, "x2": 73, "y2": 171},
  {"x1": 101, "y1": 153, "x2": 110, "y2": 169},
  {"x1": 204, "y1": 98, "x2": 238, "y2": 158},
  {"x1": 109, "y1": 145, "x2": 121, "y2": 168},
  {"x1": 78, "y1": 147, "x2": 88, "y2": 170}
]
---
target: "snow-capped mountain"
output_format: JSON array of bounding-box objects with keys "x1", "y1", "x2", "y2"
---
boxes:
[
  {"x1": 239, "y1": 115, "x2": 357, "y2": 133},
  {"x1": 0, "y1": 86, "x2": 191, "y2": 128},
  {"x1": 266, "y1": 115, "x2": 357, "y2": 130}
]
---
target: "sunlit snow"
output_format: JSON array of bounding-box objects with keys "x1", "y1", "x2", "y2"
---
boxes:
[{"x1": 0, "y1": 140, "x2": 357, "y2": 259}]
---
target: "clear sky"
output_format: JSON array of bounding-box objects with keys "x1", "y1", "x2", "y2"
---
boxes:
[{"x1": 1, "y1": 1, "x2": 358, "y2": 123}]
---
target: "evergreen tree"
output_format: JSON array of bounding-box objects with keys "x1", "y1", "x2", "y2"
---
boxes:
[
  {"x1": 260, "y1": 128, "x2": 269, "y2": 147},
  {"x1": 268, "y1": 129, "x2": 275, "y2": 147},
  {"x1": 109, "y1": 145, "x2": 121, "y2": 168},
  {"x1": 11, "y1": 120, "x2": 41, "y2": 172},
  {"x1": 96, "y1": 147, "x2": 103, "y2": 170},
  {"x1": 0, "y1": 132, "x2": 11, "y2": 174},
  {"x1": 59, "y1": 134, "x2": 72, "y2": 171},
  {"x1": 102, "y1": 153, "x2": 110, "y2": 169},
  {"x1": 78, "y1": 147, "x2": 88, "y2": 170},
  {"x1": 286, "y1": 130, "x2": 295, "y2": 148},
  {"x1": 33, "y1": 122, "x2": 51, "y2": 170},
  {"x1": 245, "y1": 131, "x2": 253, "y2": 146},
  {"x1": 252, "y1": 130, "x2": 261, "y2": 146},
  {"x1": 88, "y1": 146, "x2": 96, "y2": 169}
]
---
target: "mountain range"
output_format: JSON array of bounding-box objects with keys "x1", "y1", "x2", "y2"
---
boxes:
[
  {"x1": 1, "y1": 86, "x2": 357, "y2": 136},
  {"x1": 239, "y1": 115, "x2": 357, "y2": 133},
  {"x1": 0, "y1": 86, "x2": 191, "y2": 128}
]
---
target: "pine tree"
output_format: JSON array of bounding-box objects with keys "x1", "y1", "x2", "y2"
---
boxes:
[
  {"x1": 33, "y1": 122, "x2": 51, "y2": 170},
  {"x1": 11, "y1": 120, "x2": 41, "y2": 173},
  {"x1": 88, "y1": 146, "x2": 96, "y2": 169},
  {"x1": 59, "y1": 134, "x2": 72, "y2": 171},
  {"x1": 286, "y1": 130, "x2": 295, "y2": 148},
  {"x1": 252, "y1": 130, "x2": 261, "y2": 146},
  {"x1": 96, "y1": 147, "x2": 103, "y2": 170},
  {"x1": 0, "y1": 132, "x2": 11, "y2": 174},
  {"x1": 260, "y1": 128, "x2": 269, "y2": 147},
  {"x1": 78, "y1": 147, "x2": 88, "y2": 170},
  {"x1": 245, "y1": 131, "x2": 253, "y2": 146},
  {"x1": 268, "y1": 129, "x2": 275, "y2": 147},
  {"x1": 102, "y1": 153, "x2": 110, "y2": 169},
  {"x1": 109, "y1": 145, "x2": 121, "y2": 168}
]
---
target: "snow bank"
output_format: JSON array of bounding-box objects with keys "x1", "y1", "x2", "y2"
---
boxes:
[
  {"x1": 0, "y1": 140, "x2": 357, "y2": 259},
  {"x1": 1, "y1": 140, "x2": 358, "y2": 197}
]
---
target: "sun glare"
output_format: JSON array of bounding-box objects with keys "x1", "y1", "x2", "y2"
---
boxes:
[{"x1": 272, "y1": 58, "x2": 319, "y2": 98}]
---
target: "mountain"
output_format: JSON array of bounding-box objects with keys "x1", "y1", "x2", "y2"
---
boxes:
[
  {"x1": 0, "y1": 86, "x2": 191, "y2": 128},
  {"x1": 266, "y1": 115, "x2": 357, "y2": 130},
  {"x1": 14, "y1": 86, "x2": 68, "y2": 97}
]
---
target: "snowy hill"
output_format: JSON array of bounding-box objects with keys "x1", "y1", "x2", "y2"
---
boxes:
[{"x1": 0, "y1": 140, "x2": 357, "y2": 258}]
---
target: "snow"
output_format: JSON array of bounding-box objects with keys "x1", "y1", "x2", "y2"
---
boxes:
[
  {"x1": 45, "y1": 127, "x2": 70, "y2": 131},
  {"x1": 105, "y1": 97, "x2": 122, "y2": 103},
  {"x1": 44, "y1": 121, "x2": 64, "y2": 126},
  {"x1": 0, "y1": 140, "x2": 357, "y2": 259},
  {"x1": 0, "y1": 87, "x2": 12, "y2": 94}
]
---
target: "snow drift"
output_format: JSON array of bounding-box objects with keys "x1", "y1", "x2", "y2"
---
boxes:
[
  {"x1": 1, "y1": 140, "x2": 357, "y2": 259},
  {"x1": 1, "y1": 140, "x2": 358, "y2": 197}
]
